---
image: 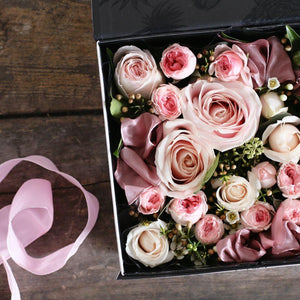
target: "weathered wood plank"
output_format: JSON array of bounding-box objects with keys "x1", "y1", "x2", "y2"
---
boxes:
[
  {"x1": 0, "y1": 0, "x2": 101, "y2": 115},
  {"x1": 1, "y1": 182, "x2": 300, "y2": 300},
  {"x1": 0, "y1": 114, "x2": 109, "y2": 193}
]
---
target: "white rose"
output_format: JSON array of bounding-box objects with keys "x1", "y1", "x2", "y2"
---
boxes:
[
  {"x1": 114, "y1": 45, "x2": 164, "y2": 99},
  {"x1": 216, "y1": 172, "x2": 260, "y2": 212},
  {"x1": 262, "y1": 115, "x2": 300, "y2": 163},
  {"x1": 260, "y1": 92, "x2": 288, "y2": 119},
  {"x1": 125, "y1": 220, "x2": 174, "y2": 268}
]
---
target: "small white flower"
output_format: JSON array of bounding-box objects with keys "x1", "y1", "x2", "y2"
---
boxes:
[
  {"x1": 267, "y1": 77, "x2": 280, "y2": 90},
  {"x1": 226, "y1": 211, "x2": 240, "y2": 224}
]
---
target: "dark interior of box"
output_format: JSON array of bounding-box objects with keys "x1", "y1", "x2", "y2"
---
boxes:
[{"x1": 99, "y1": 23, "x2": 300, "y2": 278}]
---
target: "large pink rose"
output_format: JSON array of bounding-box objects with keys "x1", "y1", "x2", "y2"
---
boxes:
[
  {"x1": 114, "y1": 45, "x2": 164, "y2": 99},
  {"x1": 195, "y1": 214, "x2": 224, "y2": 245},
  {"x1": 208, "y1": 44, "x2": 252, "y2": 87},
  {"x1": 168, "y1": 191, "x2": 208, "y2": 226},
  {"x1": 277, "y1": 162, "x2": 300, "y2": 199},
  {"x1": 151, "y1": 84, "x2": 182, "y2": 120},
  {"x1": 251, "y1": 161, "x2": 277, "y2": 189},
  {"x1": 155, "y1": 119, "x2": 215, "y2": 198},
  {"x1": 160, "y1": 43, "x2": 196, "y2": 80},
  {"x1": 137, "y1": 186, "x2": 165, "y2": 215},
  {"x1": 241, "y1": 201, "x2": 275, "y2": 232},
  {"x1": 182, "y1": 79, "x2": 261, "y2": 152}
]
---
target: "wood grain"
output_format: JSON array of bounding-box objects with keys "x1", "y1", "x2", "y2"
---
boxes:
[
  {"x1": 0, "y1": 114, "x2": 109, "y2": 193},
  {"x1": 0, "y1": 0, "x2": 101, "y2": 115}
]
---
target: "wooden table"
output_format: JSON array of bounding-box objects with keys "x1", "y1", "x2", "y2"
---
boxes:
[{"x1": 0, "y1": 1, "x2": 299, "y2": 299}]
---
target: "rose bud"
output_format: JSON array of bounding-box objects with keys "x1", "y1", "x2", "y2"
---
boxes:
[
  {"x1": 160, "y1": 43, "x2": 197, "y2": 80},
  {"x1": 262, "y1": 115, "x2": 300, "y2": 163},
  {"x1": 137, "y1": 186, "x2": 165, "y2": 215},
  {"x1": 208, "y1": 44, "x2": 252, "y2": 87},
  {"x1": 195, "y1": 214, "x2": 224, "y2": 245},
  {"x1": 277, "y1": 162, "x2": 300, "y2": 199},
  {"x1": 151, "y1": 84, "x2": 182, "y2": 120},
  {"x1": 260, "y1": 92, "x2": 288, "y2": 119},
  {"x1": 125, "y1": 220, "x2": 174, "y2": 268},
  {"x1": 216, "y1": 173, "x2": 260, "y2": 212},
  {"x1": 251, "y1": 161, "x2": 277, "y2": 189},
  {"x1": 241, "y1": 201, "x2": 274, "y2": 232},
  {"x1": 168, "y1": 191, "x2": 208, "y2": 226},
  {"x1": 114, "y1": 45, "x2": 164, "y2": 99}
]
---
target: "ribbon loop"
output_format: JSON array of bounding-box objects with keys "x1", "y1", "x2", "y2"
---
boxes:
[{"x1": 0, "y1": 155, "x2": 99, "y2": 299}]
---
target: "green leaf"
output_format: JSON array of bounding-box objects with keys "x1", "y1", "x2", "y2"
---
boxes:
[
  {"x1": 110, "y1": 97, "x2": 123, "y2": 118},
  {"x1": 220, "y1": 32, "x2": 248, "y2": 43},
  {"x1": 113, "y1": 138, "x2": 123, "y2": 158},
  {"x1": 202, "y1": 152, "x2": 220, "y2": 186},
  {"x1": 286, "y1": 25, "x2": 300, "y2": 47},
  {"x1": 286, "y1": 25, "x2": 300, "y2": 65}
]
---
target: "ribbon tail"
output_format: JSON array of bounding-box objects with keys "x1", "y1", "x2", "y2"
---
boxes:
[{"x1": 1, "y1": 257, "x2": 21, "y2": 300}]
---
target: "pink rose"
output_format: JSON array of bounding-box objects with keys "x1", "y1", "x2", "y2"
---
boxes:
[
  {"x1": 155, "y1": 119, "x2": 215, "y2": 198},
  {"x1": 151, "y1": 84, "x2": 182, "y2": 120},
  {"x1": 114, "y1": 45, "x2": 164, "y2": 99},
  {"x1": 182, "y1": 79, "x2": 261, "y2": 152},
  {"x1": 208, "y1": 44, "x2": 252, "y2": 87},
  {"x1": 251, "y1": 162, "x2": 277, "y2": 189},
  {"x1": 195, "y1": 214, "x2": 224, "y2": 245},
  {"x1": 168, "y1": 191, "x2": 208, "y2": 226},
  {"x1": 241, "y1": 201, "x2": 275, "y2": 232},
  {"x1": 137, "y1": 186, "x2": 165, "y2": 215},
  {"x1": 277, "y1": 162, "x2": 300, "y2": 199},
  {"x1": 160, "y1": 43, "x2": 196, "y2": 80},
  {"x1": 281, "y1": 198, "x2": 300, "y2": 225}
]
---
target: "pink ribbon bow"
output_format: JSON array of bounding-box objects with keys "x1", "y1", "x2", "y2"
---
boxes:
[{"x1": 0, "y1": 155, "x2": 99, "y2": 300}]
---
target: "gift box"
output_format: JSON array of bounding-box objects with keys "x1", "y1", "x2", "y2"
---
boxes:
[{"x1": 92, "y1": 0, "x2": 300, "y2": 278}]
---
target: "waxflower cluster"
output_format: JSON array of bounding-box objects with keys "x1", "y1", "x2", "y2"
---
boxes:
[{"x1": 110, "y1": 26, "x2": 300, "y2": 268}]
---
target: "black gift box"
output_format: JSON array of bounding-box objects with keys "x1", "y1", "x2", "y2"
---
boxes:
[{"x1": 91, "y1": 0, "x2": 300, "y2": 278}]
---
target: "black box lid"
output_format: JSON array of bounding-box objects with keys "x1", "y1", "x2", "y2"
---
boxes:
[{"x1": 92, "y1": 0, "x2": 300, "y2": 43}]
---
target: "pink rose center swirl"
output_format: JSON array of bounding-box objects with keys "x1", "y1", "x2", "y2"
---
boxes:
[
  {"x1": 216, "y1": 54, "x2": 243, "y2": 76},
  {"x1": 124, "y1": 59, "x2": 148, "y2": 80},
  {"x1": 165, "y1": 51, "x2": 186, "y2": 71},
  {"x1": 171, "y1": 141, "x2": 203, "y2": 183},
  {"x1": 179, "y1": 197, "x2": 201, "y2": 214}
]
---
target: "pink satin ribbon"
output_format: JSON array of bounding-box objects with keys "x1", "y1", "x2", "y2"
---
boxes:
[
  {"x1": 114, "y1": 113, "x2": 163, "y2": 204},
  {"x1": 0, "y1": 155, "x2": 99, "y2": 300}
]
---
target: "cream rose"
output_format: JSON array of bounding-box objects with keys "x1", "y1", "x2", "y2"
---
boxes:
[
  {"x1": 155, "y1": 119, "x2": 215, "y2": 198},
  {"x1": 182, "y1": 79, "x2": 261, "y2": 152},
  {"x1": 216, "y1": 172, "x2": 260, "y2": 212},
  {"x1": 262, "y1": 115, "x2": 300, "y2": 163},
  {"x1": 125, "y1": 220, "x2": 174, "y2": 268},
  {"x1": 114, "y1": 45, "x2": 164, "y2": 99},
  {"x1": 260, "y1": 92, "x2": 287, "y2": 119}
]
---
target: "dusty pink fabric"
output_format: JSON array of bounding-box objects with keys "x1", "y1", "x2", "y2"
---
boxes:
[
  {"x1": 260, "y1": 199, "x2": 300, "y2": 257},
  {"x1": 224, "y1": 36, "x2": 295, "y2": 88},
  {"x1": 114, "y1": 113, "x2": 163, "y2": 204},
  {"x1": 0, "y1": 155, "x2": 99, "y2": 300},
  {"x1": 216, "y1": 228, "x2": 266, "y2": 262}
]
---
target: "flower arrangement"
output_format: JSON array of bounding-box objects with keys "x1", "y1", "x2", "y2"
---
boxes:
[{"x1": 107, "y1": 25, "x2": 300, "y2": 270}]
